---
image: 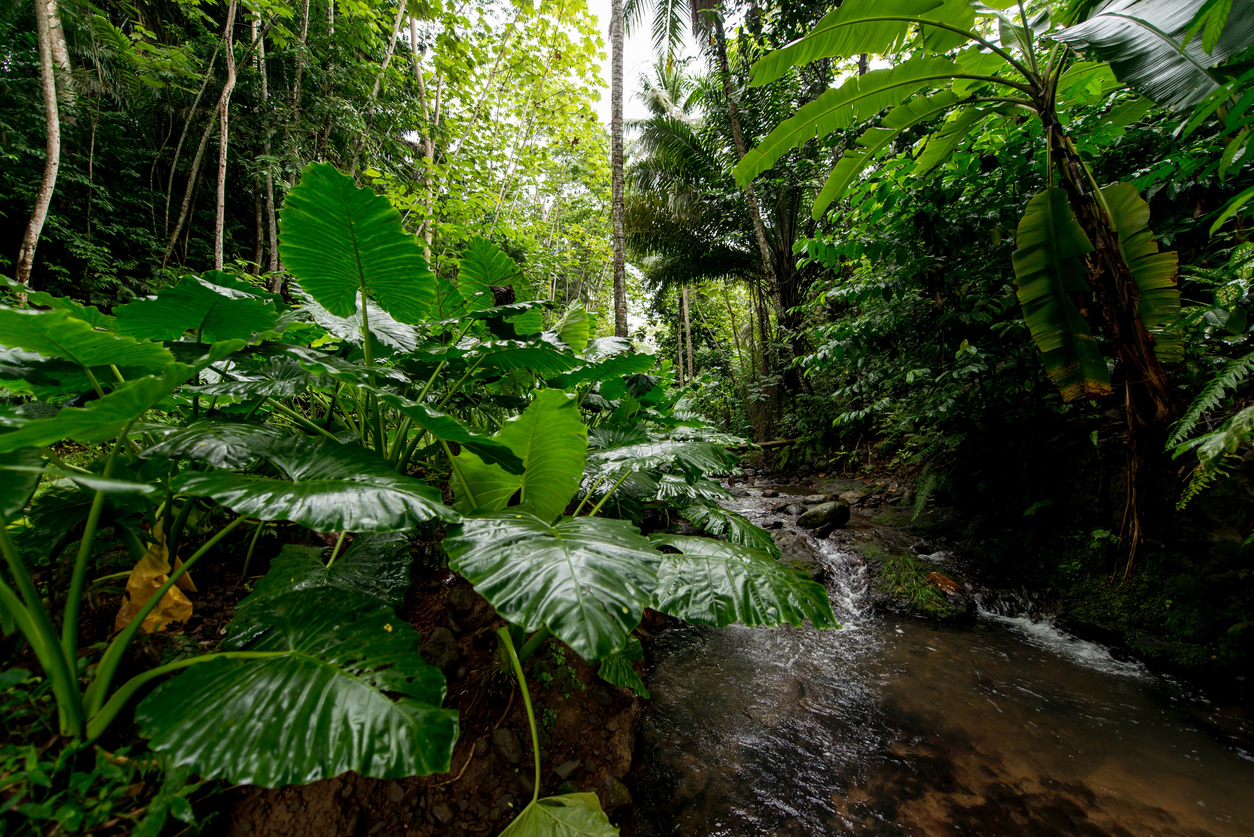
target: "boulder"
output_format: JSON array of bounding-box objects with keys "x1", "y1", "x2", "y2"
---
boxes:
[
  {"x1": 797, "y1": 501, "x2": 850, "y2": 530},
  {"x1": 838, "y1": 489, "x2": 862, "y2": 505},
  {"x1": 420, "y1": 627, "x2": 459, "y2": 674},
  {"x1": 797, "y1": 463, "x2": 813, "y2": 478},
  {"x1": 784, "y1": 504, "x2": 806, "y2": 516},
  {"x1": 762, "y1": 489, "x2": 780, "y2": 498},
  {"x1": 603, "y1": 776, "x2": 633, "y2": 812},
  {"x1": 803, "y1": 494, "x2": 833, "y2": 505}
]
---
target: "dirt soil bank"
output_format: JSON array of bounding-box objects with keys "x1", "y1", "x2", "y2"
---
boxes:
[{"x1": 223, "y1": 564, "x2": 641, "y2": 837}]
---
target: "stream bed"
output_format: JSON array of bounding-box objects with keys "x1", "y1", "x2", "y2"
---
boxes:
[{"x1": 631, "y1": 483, "x2": 1254, "y2": 836}]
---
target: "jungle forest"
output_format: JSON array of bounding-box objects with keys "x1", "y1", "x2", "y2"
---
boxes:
[{"x1": 3, "y1": 0, "x2": 1254, "y2": 833}]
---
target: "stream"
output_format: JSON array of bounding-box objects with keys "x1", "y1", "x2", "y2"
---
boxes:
[{"x1": 631, "y1": 482, "x2": 1254, "y2": 836}]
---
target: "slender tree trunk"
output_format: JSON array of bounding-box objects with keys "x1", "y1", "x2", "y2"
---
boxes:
[
  {"x1": 253, "y1": 185, "x2": 264, "y2": 272},
  {"x1": 410, "y1": 16, "x2": 436, "y2": 259},
  {"x1": 610, "y1": 0, "x2": 628, "y2": 337},
  {"x1": 256, "y1": 16, "x2": 279, "y2": 276},
  {"x1": 45, "y1": 0, "x2": 75, "y2": 108},
  {"x1": 351, "y1": 1, "x2": 406, "y2": 173},
  {"x1": 676, "y1": 318, "x2": 685, "y2": 385},
  {"x1": 214, "y1": 0, "x2": 239, "y2": 270},
  {"x1": 16, "y1": 0, "x2": 64, "y2": 290},
  {"x1": 164, "y1": 43, "x2": 220, "y2": 239},
  {"x1": 683, "y1": 284, "x2": 694, "y2": 382},
  {"x1": 711, "y1": 16, "x2": 776, "y2": 294},
  {"x1": 327, "y1": 0, "x2": 334, "y2": 35},
  {"x1": 293, "y1": 0, "x2": 311, "y2": 121}
]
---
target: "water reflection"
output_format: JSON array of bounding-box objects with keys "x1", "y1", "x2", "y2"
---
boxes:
[{"x1": 631, "y1": 487, "x2": 1254, "y2": 836}]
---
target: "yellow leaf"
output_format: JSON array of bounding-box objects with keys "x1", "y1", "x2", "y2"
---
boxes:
[{"x1": 114, "y1": 517, "x2": 195, "y2": 634}]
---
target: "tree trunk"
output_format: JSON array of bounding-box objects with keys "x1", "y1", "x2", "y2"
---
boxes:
[
  {"x1": 293, "y1": 0, "x2": 311, "y2": 122},
  {"x1": 683, "y1": 284, "x2": 694, "y2": 382},
  {"x1": 1042, "y1": 106, "x2": 1176, "y2": 570},
  {"x1": 351, "y1": 1, "x2": 406, "y2": 173},
  {"x1": 214, "y1": 0, "x2": 239, "y2": 271},
  {"x1": 253, "y1": 185, "x2": 264, "y2": 272},
  {"x1": 410, "y1": 16, "x2": 436, "y2": 260},
  {"x1": 610, "y1": 0, "x2": 628, "y2": 337},
  {"x1": 711, "y1": 15, "x2": 777, "y2": 294},
  {"x1": 256, "y1": 15, "x2": 279, "y2": 276},
  {"x1": 16, "y1": 0, "x2": 64, "y2": 290},
  {"x1": 676, "y1": 319, "x2": 685, "y2": 385},
  {"x1": 45, "y1": 0, "x2": 75, "y2": 108}
]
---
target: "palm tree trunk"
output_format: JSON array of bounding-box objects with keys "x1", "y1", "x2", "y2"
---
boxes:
[
  {"x1": 610, "y1": 0, "x2": 628, "y2": 337},
  {"x1": 16, "y1": 0, "x2": 64, "y2": 291},
  {"x1": 214, "y1": 0, "x2": 239, "y2": 270}
]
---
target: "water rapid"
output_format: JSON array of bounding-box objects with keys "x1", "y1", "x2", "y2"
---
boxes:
[{"x1": 630, "y1": 482, "x2": 1254, "y2": 836}]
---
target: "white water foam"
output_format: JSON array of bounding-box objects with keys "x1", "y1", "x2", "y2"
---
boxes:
[{"x1": 983, "y1": 610, "x2": 1148, "y2": 679}]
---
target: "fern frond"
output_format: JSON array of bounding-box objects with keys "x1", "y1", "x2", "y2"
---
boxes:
[{"x1": 1168, "y1": 350, "x2": 1254, "y2": 448}]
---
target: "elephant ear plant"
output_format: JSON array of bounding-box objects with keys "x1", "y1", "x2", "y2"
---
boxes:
[{"x1": 1, "y1": 161, "x2": 839, "y2": 837}]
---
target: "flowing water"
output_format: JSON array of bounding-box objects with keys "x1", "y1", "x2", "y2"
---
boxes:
[{"x1": 631, "y1": 483, "x2": 1254, "y2": 836}]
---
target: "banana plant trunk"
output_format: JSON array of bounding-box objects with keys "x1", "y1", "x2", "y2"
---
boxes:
[{"x1": 1039, "y1": 102, "x2": 1175, "y2": 571}]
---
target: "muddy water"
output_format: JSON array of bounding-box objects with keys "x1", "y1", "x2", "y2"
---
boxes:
[{"x1": 632, "y1": 484, "x2": 1254, "y2": 836}]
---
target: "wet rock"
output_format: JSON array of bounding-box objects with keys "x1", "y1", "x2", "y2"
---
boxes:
[
  {"x1": 803, "y1": 494, "x2": 834, "y2": 505},
  {"x1": 420, "y1": 627, "x2": 459, "y2": 674},
  {"x1": 762, "y1": 490, "x2": 780, "y2": 498},
  {"x1": 589, "y1": 684, "x2": 613, "y2": 707},
  {"x1": 474, "y1": 737, "x2": 489, "y2": 756},
  {"x1": 492, "y1": 728, "x2": 523, "y2": 765},
  {"x1": 603, "y1": 776, "x2": 633, "y2": 813},
  {"x1": 431, "y1": 803, "x2": 454, "y2": 826},
  {"x1": 553, "y1": 759, "x2": 581, "y2": 781},
  {"x1": 743, "y1": 468, "x2": 755, "y2": 477},
  {"x1": 798, "y1": 502, "x2": 850, "y2": 530},
  {"x1": 784, "y1": 504, "x2": 806, "y2": 516},
  {"x1": 815, "y1": 522, "x2": 836, "y2": 540},
  {"x1": 838, "y1": 489, "x2": 862, "y2": 505},
  {"x1": 815, "y1": 459, "x2": 829, "y2": 472},
  {"x1": 797, "y1": 463, "x2": 813, "y2": 478},
  {"x1": 767, "y1": 520, "x2": 784, "y2": 530},
  {"x1": 902, "y1": 489, "x2": 916, "y2": 506}
]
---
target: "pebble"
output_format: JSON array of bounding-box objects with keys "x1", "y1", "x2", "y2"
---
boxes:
[
  {"x1": 762, "y1": 490, "x2": 780, "y2": 498},
  {"x1": 492, "y1": 728, "x2": 523, "y2": 764},
  {"x1": 553, "y1": 759, "x2": 581, "y2": 781},
  {"x1": 431, "y1": 802, "x2": 454, "y2": 826}
]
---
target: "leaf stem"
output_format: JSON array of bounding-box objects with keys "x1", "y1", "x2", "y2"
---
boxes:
[
  {"x1": 84, "y1": 515, "x2": 251, "y2": 718},
  {"x1": 64, "y1": 420, "x2": 133, "y2": 664},
  {"x1": 265, "y1": 398, "x2": 341, "y2": 441},
  {"x1": 326, "y1": 530, "x2": 348, "y2": 567},
  {"x1": 586, "y1": 470, "x2": 633, "y2": 517},
  {"x1": 497, "y1": 627, "x2": 541, "y2": 805}
]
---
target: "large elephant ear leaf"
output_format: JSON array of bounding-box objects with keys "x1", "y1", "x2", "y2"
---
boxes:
[
  {"x1": 451, "y1": 389, "x2": 587, "y2": 522},
  {"x1": 141, "y1": 420, "x2": 280, "y2": 469},
  {"x1": 113, "y1": 276, "x2": 279, "y2": 343},
  {"x1": 499, "y1": 793, "x2": 617, "y2": 837},
  {"x1": 650, "y1": 535, "x2": 839, "y2": 630},
  {"x1": 173, "y1": 437, "x2": 458, "y2": 531},
  {"x1": 597, "y1": 636, "x2": 649, "y2": 698},
  {"x1": 1053, "y1": 0, "x2": 1254, "y2": 110},
  {"x1": 1012, "y1": 188, "x2": 1112, "y2": 401},
  {"x1": 0, "y1": 448, "x2": 42, "y2": 522},
  {"x1": 1101, "y1": 182, "x2": 1183, "y2": 365},
  {"x1": 135, "y1": 588, "x2": 458, "y2": 787},
  {"x1": 0, "y1": 277, "x2": 114, "y2": 328},
  {"x1": 682, "y1": 504, "x2": 779, "y2": 556},
  {"x1": 225, "y1": 533, "x2": 412, "y2": 648},
  {"x1": 0, "y1": 368, "x2": 196, "y2": 453},
  {"x1": 445, "y1": 513, "x2": 659, "y2": 661},
  {"x1": 0, "y1": 308, "x2": 174, "y2": 373},
  {"x1": 279, "y1": 162, "x2": 435, "y2": 324}
]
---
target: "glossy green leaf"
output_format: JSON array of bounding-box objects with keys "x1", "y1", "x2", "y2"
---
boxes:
[
  {"x1": 445, "y1": 512, "x2": 660, "y2": 661},
  {"x1": 0, "y1": 449, "x2": 42, "y2": 521},
  {"x1": 0, "y1": 307, "x2": 174, "y2": 372},
  {"x1": 682, "y1": 504, "x2": 780, "y2": 555},
  {"x1": 451, "y1": 389, "x2": 587, "y2": 521},
  {"x1": 0, "y1": 277, "x2": 114, "y2": 328},
  {"x1": 226, "y1": 533, "x2": 412, "y2": 647},
  {"x1": 1011, "y1": 188, "x2": 1111, "y2": 401},
  {"x1": 586, "y1": 437, "x2": 737, "y2": 481},
  {"x1": 136, "y1": 588, "x2": 458, "y2": 786},
  {"x1": 187, "y1": 359, "x2": 314, "y2": 399},
  {"x1": 0, "y1": 369, "x2": 194, "y2": 453},
  {"x1": 597, "y1": 636, "x2": 649, "y2": 698},
  {"x1": 548, "y1": 353, "x2": 658, "y2": 388},
  {"x1": 301, "y1": 294, "x2": 419, "y2": 353},
  {"x1": 141, "y1": 421, "x2": 280, "y2": 469},
  {"x1": 655, "y1": 475, "x2": 731, "y2": 504},
  {"x1": 749, "y1": 0, "x2": 944, "y2": 88},
  {"x1": 370, "y1": 391, "x2": 524, "y2": 473},
  {"x1": 555, "y1": 305, "x2": 590, "y2": 354},
  {"x1": 498, "y1": 793, "x2": 617, "y2": 837},
  {"x1": 1102, "y1": 183, "x2": 1184, "y2": 364},
  {"x1": 279, "y1": 162, "x2": 435, "y2": 324},
  {"x1": 651, "y1": 535, "x2": 838, "y2": 629},
  {"x1": 913, "y1": 107, "x2": 994, "y2": 176},
  {"x1": 1054, "y1": 0, "x2": 1254, "y2": 110},
  {"x1": 174, "y1": 437, "x2": 458, "y2": 531},
  {"x1": 737, "y1": 57, "x2": 960, "y2": 186},
  {"x1": 113, "y1": 276, "x2": 279, "y2": 343}
]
